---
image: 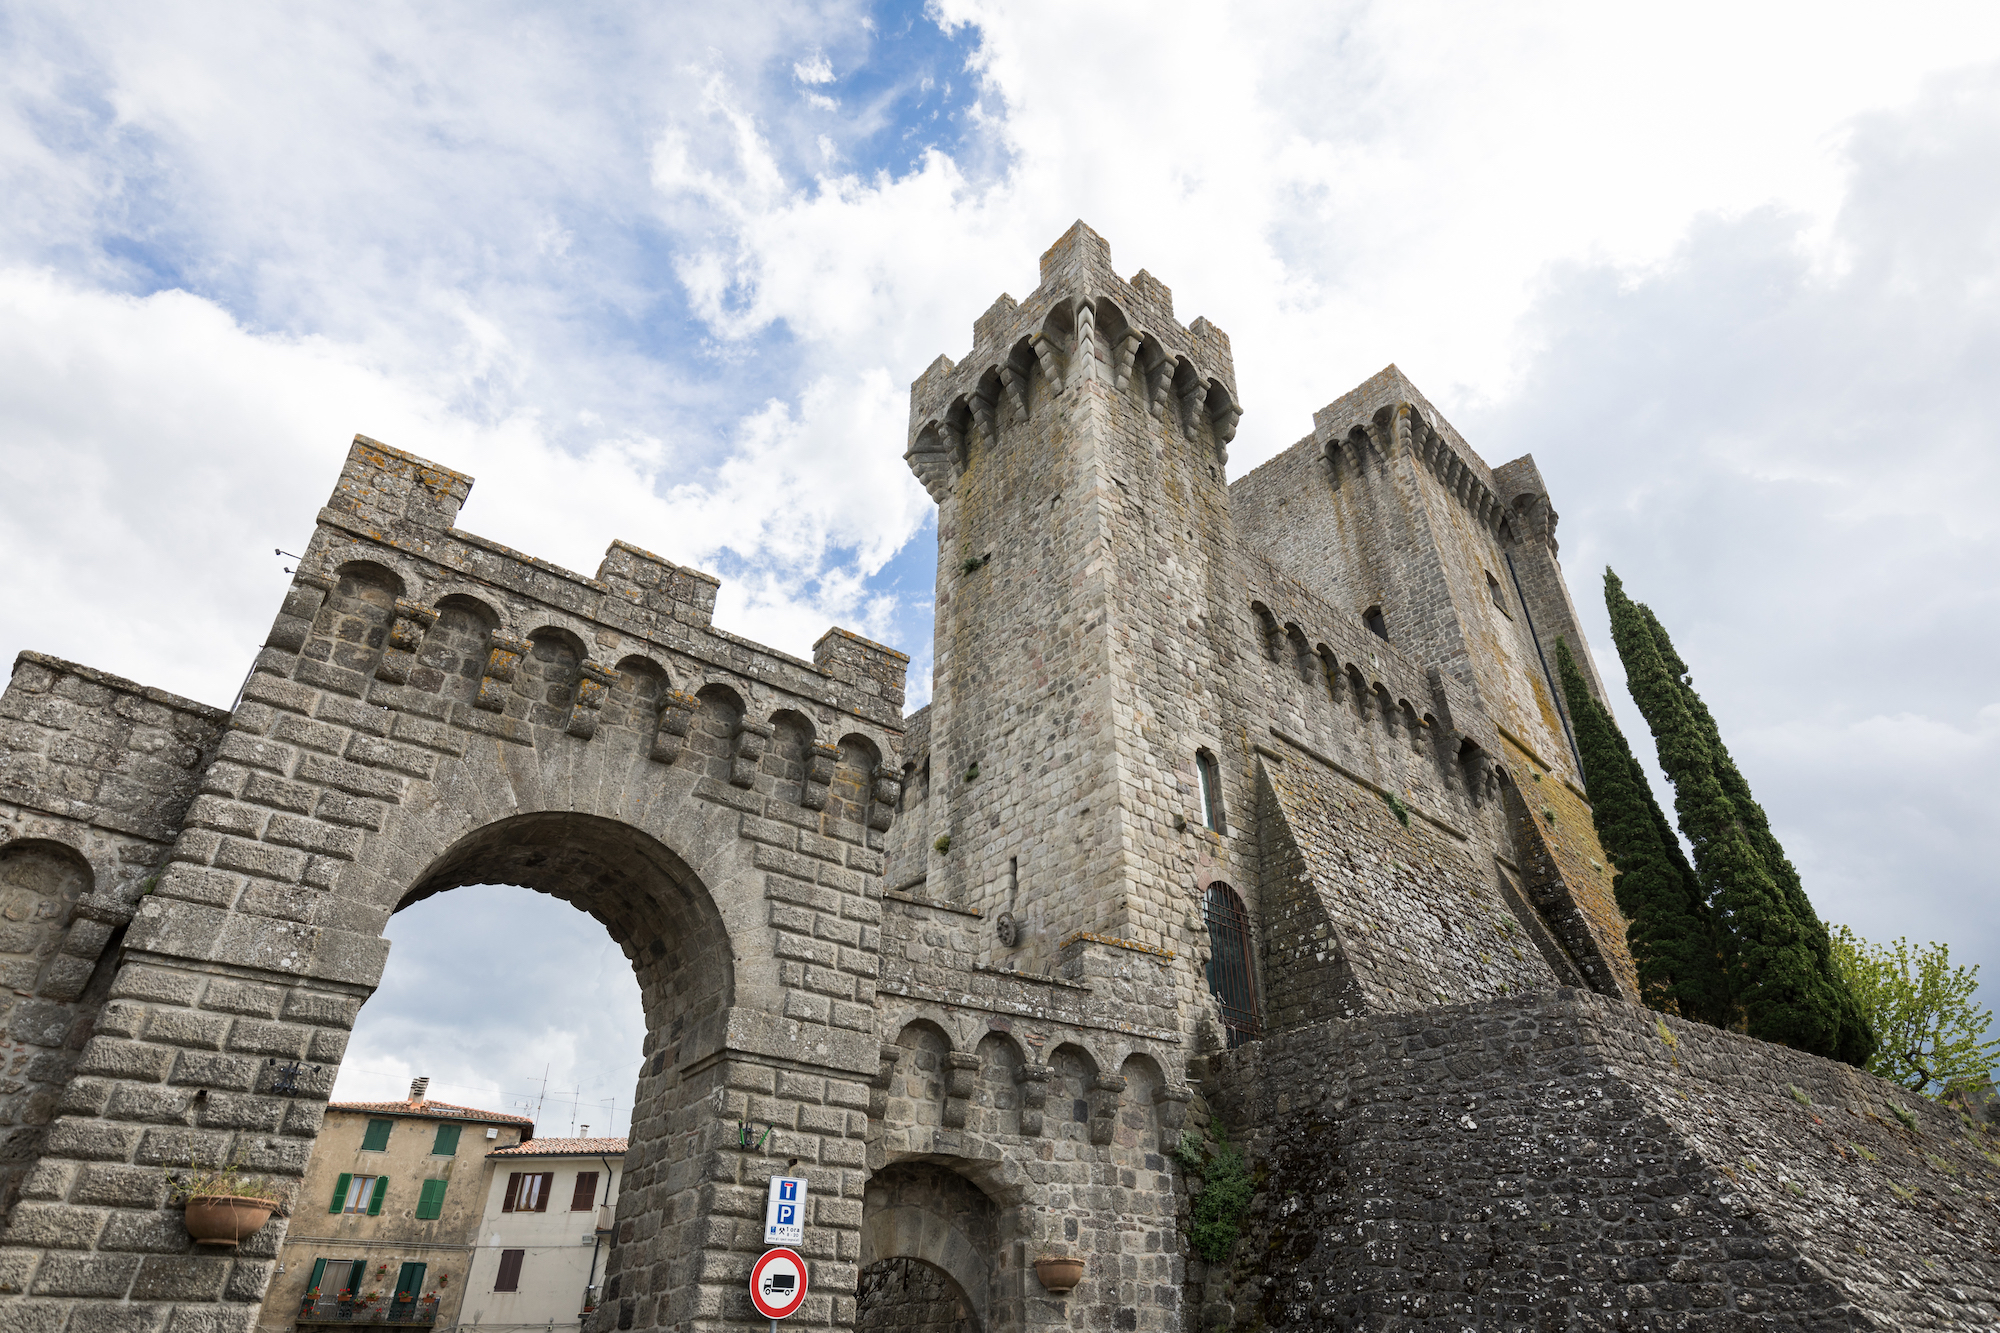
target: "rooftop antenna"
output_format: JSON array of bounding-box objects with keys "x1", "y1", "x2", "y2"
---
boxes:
[{"x1": 532, "y1": 1064, "x2": 550, "y2": 1125}]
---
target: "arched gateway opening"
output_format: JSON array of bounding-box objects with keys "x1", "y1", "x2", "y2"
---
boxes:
[{"x1": 858, "y1": 1163, "x2": 997, "y2": 1332}]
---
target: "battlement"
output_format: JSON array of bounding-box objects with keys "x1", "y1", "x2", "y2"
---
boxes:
[
  {"x1": 905, "y1": 221, "x2": 1243, "y2": 502},
  {"x1": 298, "y1": 436, "x2": 906, "y2": 728}
]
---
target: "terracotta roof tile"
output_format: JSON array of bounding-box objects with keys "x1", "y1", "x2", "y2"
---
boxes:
[
  {"x1": 489, "y1": 1136, "x2": 629, "y2": 1157},
  {"x1": 328, "y1": 1098, "x2": 532, "y2": 1125}
]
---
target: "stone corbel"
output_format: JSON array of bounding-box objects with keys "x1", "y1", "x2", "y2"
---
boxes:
[
  {"x1": 1015, "y1": 1063, "x2": 1051, "y2": 1137},
  {"x1": 869, "y1": 764, "x2": 901, "y2": 831},
  {"x1": 969, "y1": 391, "x2": 997, "y2": 448},
  {"x1": 476, "y1": 633, "x2": 532, "y2": 712},
  {"x1": 731, "y1": 719, "x2": 773, "y2": 789},
  {"x1": 649, "y1": 691, "x2": 700, "y2": 763},
  {"x1": 1210, "y1": 393, "x2": 1243, "y2": 448},
  {"x1": 1179, "y1": 380, "x2": 1209, "y2": 440},
  {"x1": 1462, "y1": 749, "x2": 1493, "y2": 809},
  {"x1": 941, "y1": 1052, "x2": 981, "y2": 1129},
  {"x1": 264, "y1": 568, "x2": 336, "y2": 653},
  {"x1": 1112, "y1": 331, "x2": 1144, "y2": 390},
  {"x1": 869, "y1": 1045, "x2": 905, "y2": 1120},
  {"x1": 999, "y1": 365, "x2": 1030, "y2": 422},
  {"x1": 1072, "y1": 304, "x2": 1097, "y2": 386},
  {"x1": 565, "y1": 660, "x2": 620, "y2": 739},
  {"x1": 937, "y1": 419, "x2": 966, "y2": 470},
  {"x1": 800, "y1": 742, "x2": 839, "y2": 810},
  {"x1": 376, "y1": 599, "x2": 440, "y2": 684},
  {"x1": 1088, "y1": 1073, "x2": 1127, "y2": 1146},
  {"x1": 40, "y1": 895, "x2": 134, "y2": 1003},
  {"x1": 1145, "y1": 356, "x2": 1177, "y2": 418},
  {"x1": 1030, "y1": 332, "x2": 1066, "y2": 394},
  {"x1": 1153, "y1": 1084, "x2": 1194, "y2": 1150}
]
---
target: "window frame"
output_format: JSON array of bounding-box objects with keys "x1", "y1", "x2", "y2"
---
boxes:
[
  {"x1": 1202, "y1": 883, "x2": 1262, "y2": 1048},
  {"x1": 570, "y1": 1171, "x2": 600, "y2": 1212},
  {"x1": 494, "y1": 1248, "x2": 525, "y2": 1293},
  {"x1": 1195, "y1": 751, "x2": 1226, "y2": 834}
]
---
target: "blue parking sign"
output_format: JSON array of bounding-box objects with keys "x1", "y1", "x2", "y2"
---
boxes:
[{"x1": 764, "y1": 1175, "x2": 807, "y2": 1244}]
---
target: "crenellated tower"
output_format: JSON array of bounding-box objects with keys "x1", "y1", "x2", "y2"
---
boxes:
[{"x1": 900, "y1": 222, "x2": 1253, "y2": 990}]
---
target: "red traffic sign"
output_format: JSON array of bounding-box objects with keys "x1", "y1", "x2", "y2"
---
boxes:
[{"x1": 749, "y1": 1247, "x2": 808, "y2": 1320}]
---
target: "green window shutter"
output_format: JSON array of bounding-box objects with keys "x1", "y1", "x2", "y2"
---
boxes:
[
  {"x1": 367, "y1": 1176, "x2": 389, "y2": 1216},
  {"x1": 415, "y1": 1178, "x2": 447, "y2": 1220},
  {"x1": 431, "y1": 1123, "x2": 461, "y2": 1156},
  {"x1": 329, "y1": 1173, "x2": 352, "y2": 1213},
  {"x1": 307, "y1": 1258, "x2": 328, "y2": 1293},
  {"x1": 362, "y1": 1119, "x2": 393, "y2": 1151}
]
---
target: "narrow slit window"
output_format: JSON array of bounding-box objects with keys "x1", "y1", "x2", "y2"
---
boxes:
[
  {"x1": 1195, "y1": 751, "x2": 1226, "y2": 833},
  {"x1": 1486, "y1": 570, "x2": 1511, "y2": 617},
  {"x1": 1203, "y1": 884, "x2": 1261, "y2": 1047},
  {"x1": 1364, "y1": 606, "x2": 1389, "y2": 642}
]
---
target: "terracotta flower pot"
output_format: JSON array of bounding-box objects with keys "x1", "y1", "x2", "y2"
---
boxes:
[
  {"x1": 183, "y1": 1195, "x2": 276, "y2": 1246},
  {"x1": 1033, "y1": 1256, "x2": 1085, "y2": 1294}
]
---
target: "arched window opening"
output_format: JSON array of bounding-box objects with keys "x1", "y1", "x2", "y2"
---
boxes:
[
  {"x1": 1195, "y1": 750, "x2": 1226, "y2": 834},
  {"x1": 1203, "y1": 884, "x2": 1261, "y2": 1048},
  {"x1": 1364, "y1": 605, "x2": 1389, "y2": 642}
]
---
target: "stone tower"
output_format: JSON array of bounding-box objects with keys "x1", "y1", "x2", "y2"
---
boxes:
[
  {"x1": 902, "y1": 222, "x2": 1252, "y2": 983},
  {"x1": 3, "y1": 223, "x2": 1994, "y2": 1333}
]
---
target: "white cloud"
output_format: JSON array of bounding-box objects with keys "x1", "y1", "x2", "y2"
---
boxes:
[
  {"x1": 794, "y1": 50, "x2": 835, "y2": 84},
  {"x1": 7, "y1": 0, "x2": 2000, "y2": 1052}
]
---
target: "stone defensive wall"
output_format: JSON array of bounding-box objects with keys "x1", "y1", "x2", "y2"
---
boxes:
[
  {"x1": 0, "y1": 436, "x2": 919, "y2": 1330},
  {"x1": 1196, "y1": 989, "x2": 2000, "y2": 1328},
  {"x1": 2, "y1": 657, "x2": 231, "y2": 1222}
]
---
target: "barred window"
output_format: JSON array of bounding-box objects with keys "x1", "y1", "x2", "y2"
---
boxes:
[{"x1": 1203, "y1": 884, "x2": 1261, "y2": 1047}]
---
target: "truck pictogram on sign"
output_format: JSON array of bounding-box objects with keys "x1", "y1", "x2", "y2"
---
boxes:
[{"x1": 749, "y1": 1247, "x2": 808, "y2": 1320}]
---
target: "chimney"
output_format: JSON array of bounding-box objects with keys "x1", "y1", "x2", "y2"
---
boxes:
[
  {"x1": 580, "y1": 1126, "x2": 589, "y2": 1137},
  {"x1": 409, "y1": 1077, "x2": 429, "y2": 1103}
]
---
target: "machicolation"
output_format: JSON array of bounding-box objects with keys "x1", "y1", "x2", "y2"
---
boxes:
[{"x1": 1, "y1": 222, "x2": 1993, "y2": 1332}]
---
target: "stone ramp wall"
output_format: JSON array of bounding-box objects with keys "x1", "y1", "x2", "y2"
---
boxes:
[{"x1": 1194, "y1": 990, "x2": 2000, "y2": 1331}]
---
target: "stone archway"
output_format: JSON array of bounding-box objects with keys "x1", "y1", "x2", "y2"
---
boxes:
[
  {"x1": 0, "y1": 439, "x2": 910, "y2": 1333},
  {"x1": 857, "y1": 1258, "x2": 977, "y2": 1333},
  {"x1": 859, "y1": 1164, "x2": 997, "y2": 1333}
]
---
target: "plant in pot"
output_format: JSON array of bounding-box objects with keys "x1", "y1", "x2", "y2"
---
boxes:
[{"x1": 167, "y1": 1160, "x2": 287, "y2": 1247}]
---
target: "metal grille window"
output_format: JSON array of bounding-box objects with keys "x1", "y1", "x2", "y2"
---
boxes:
[{"x1": 1203, "y1": 884, "x2": 1261, "y2": 1047}]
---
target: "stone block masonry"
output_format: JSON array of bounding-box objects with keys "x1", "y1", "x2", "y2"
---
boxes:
[{"x1": 1, "y1": 222, "x2": 1978, "y2": 1333}]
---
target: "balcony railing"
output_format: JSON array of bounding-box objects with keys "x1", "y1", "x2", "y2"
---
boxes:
[{"x1": 297, "y1": 1297, "x2": 439, "y2": 1326}]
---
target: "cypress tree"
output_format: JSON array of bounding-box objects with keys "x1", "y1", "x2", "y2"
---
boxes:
[
  {"x1": 1634, "y1": 604, "x2": 1877, "y2": 1066},
  {"x1": 1605, "y1": 570, "x2": 1874, "y2": 1066},
  {"x1": 1554, "y1": 639, "x2": 1728, "y2": 1024}
]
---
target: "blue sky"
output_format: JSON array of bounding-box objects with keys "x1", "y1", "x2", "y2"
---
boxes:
[{"x1": 4, "y1": 1, "x2": 1999, "y2": 1122}]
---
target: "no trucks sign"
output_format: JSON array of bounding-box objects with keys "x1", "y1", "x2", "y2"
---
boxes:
[{"x1": 749, "y1": 1247, "x2": 808, "y2": 1321}]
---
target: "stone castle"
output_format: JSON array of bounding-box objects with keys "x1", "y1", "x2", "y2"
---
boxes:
[{"x1": 0, "y1": 222, "x2": 1993, "y2": 1331}]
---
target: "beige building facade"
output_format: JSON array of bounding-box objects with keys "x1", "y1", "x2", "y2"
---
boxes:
[
  {"x1": 459, "y1": 1137, "x2": 624, "y2": 1333},
  {"x1": 257, "y1": 1081, "x2": 529, "y2": 1333}
]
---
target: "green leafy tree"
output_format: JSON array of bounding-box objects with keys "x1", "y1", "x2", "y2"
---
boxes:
[
  {"x1": 1605, "y1": 570, "x2": 1874, "y2": 1067},
  {"x1": 1555, "y1": 638, "x2": 1729, "y2": 1024},
  {"x1": 1831, "y1": 927, "x2": 1999, "y2": 1097}
]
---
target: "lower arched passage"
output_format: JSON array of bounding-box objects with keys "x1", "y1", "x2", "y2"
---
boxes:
[
  {"x1": 857, "y1": 1257, "x2": 979, "y2": 1333},
  {"x1": 860, "y1": 1163, "x2": 998, "y2": 1332}
]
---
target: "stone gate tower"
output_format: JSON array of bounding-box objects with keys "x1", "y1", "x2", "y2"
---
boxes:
[{"x1": 2, "y1": 222, "x2": 1994, "y2": 1333}]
